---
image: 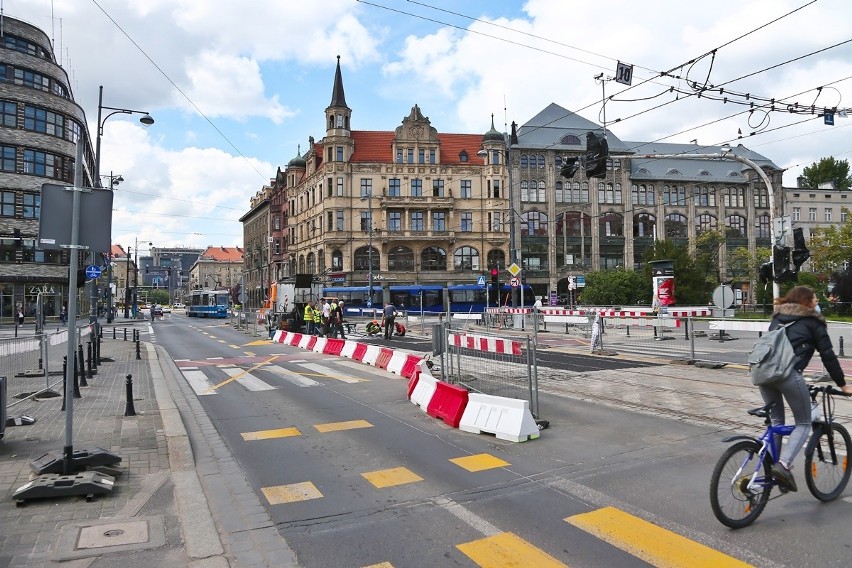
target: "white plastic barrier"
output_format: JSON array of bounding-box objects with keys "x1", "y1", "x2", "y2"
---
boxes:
[
  {"x1": 272, "y1": 330, "x2": 285, "y2": 342},
  {"x1": 298, "y1": 334, "x2": 313, "y2": 349},
  {"x1": 341, "y1": 340, "x2": 358, "y2": 359},
  {"x1": 312, "y1": 336, "x2": 328, "y2": 353},
  {"x1": 361, "y1": 344, "x2": 382, "y2": 366},
  {"x1": 410, "y1": 372, "x2": 437, "y2": 410},
  {"x1": 386, "y1": 351, "x2": 408, "y2": 376},
  {"x1": 709, "y1": 320, "x2": 770, "y2": 332},
  {"x1": 543, "y1": 316, "x2": 589, "y2": 325},
  {"x1": 459, "y1": 393, "x2": 540, "y2": 442}
]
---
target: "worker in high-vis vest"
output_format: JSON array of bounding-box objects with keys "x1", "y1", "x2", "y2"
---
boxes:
[
  {"x1": 314, "y1": 298, "x2": 324, "y2": 336},
  {"x1": 303, "y1": 300, "x2": 315, "y2": 335}
]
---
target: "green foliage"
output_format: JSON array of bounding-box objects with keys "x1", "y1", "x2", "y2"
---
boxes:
[
  {"x1": 641, "y1": 240, "x2": 713, "y2": 305},
  {"x1": 809, "y1": 213, "x2": 852, "y2": 275},
  {"x1": 578, "y1": 269, "x2": 648, "y2": 305},
  {"x1": 149, "y1": 290, "x2": 170, "y2": 305},
  {"x1": 801, "y1": 157, "x2": 852, "y2": 190}
]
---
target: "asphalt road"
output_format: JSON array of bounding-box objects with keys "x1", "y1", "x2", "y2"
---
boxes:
[{"x1": 149, "y1": 313, "x2": 852, "y2": 567}]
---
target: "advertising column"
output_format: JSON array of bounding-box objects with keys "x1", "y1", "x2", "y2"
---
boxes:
[{"x1": 649, "y1": 260, "x2": 675, "y2": 309}]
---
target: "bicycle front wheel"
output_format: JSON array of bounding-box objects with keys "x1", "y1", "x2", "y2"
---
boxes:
[
  {"x1": 804, "y1": 422, "x2": 851, "y2": 501},
  {"x1": 710, "y1": 440, "x2": 773, "y2": 529}
]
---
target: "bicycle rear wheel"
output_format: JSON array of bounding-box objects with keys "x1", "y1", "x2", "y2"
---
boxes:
[
  {"x1": 710, "y1": 440, "x2": 773, "y2": 528},
  {"x1": 804, "y1": 422, "x2": 851, "y2": 501}
]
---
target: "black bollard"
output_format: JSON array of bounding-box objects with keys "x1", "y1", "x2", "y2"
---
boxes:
[
  {"x1": 61, "y1": 357, "x2": 67, "y2": 411},
  {"x1": 840, "y1": 336, "x2": 845, "y2": 358},
  {"x1": 124, "y1": 374, "x2": 137, "y2": 416},
  {"x1": 73, "y1": 354, "x2": 82, "y2": 397},
  {"x1": 86, "y1": 341, "x2": 94, "y2": 378},
  {"x1": 95, "y1": 334, "x2": 101, "y2": 364},
  {"x1": 78, "y1": 344, "x2": 88, "y2": 387},
  {"x1": 113, "y1": 326, "x2": 116, "y2": 340},
  {"x1": 123, "y1": 327, "x2": 127, "y2": 341},
  {"x1": 135, "y1": 336, "x2": 141, "y2": 360}
]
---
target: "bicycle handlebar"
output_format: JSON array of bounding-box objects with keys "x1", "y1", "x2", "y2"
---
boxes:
[{"x1": 809, "y1": 384, "x2": 851, "y2": 397}]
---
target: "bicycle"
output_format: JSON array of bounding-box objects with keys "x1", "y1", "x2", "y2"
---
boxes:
[{"x1": 710, "y1": 379, "x2": 851, "y2": 528}]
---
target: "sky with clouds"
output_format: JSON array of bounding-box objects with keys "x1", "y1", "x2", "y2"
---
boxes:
[{"x1": 7, "y1": 0, "x2": 852, "y2": 252}]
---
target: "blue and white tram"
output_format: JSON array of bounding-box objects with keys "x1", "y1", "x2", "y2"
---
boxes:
[
  {"x1": 186, "y1": 289, "x2": 229, "y2": 318},
  {"x1": 322, "y1": 283, "x2": 534, "y2": 314}
]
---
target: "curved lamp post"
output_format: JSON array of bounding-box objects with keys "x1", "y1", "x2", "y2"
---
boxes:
[{"x1": 94, "y1": 85, "x2": 154, "y2": 183}]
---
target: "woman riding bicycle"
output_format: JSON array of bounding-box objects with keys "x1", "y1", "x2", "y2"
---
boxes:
[{"x1": 764, "y1": 285, "x2": 852, "y2": 491}]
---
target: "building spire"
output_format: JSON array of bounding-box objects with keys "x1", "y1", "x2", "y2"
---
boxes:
[{"x1": 329, "y1": 55, "x2": 348, "y2": 108}]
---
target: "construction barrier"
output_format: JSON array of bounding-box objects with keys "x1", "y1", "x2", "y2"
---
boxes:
[
  {"x1": 361, "y1": 344, "x2": 381, "y2": 366},
  {"x1": 410, "y1": 372, "x2": 437, "y2": 410},
  {"x1": 311, "y1": 336, "x2": 327, "y2": 353},
  {"x1": 386, "y1": 351, "x2": 408, "y2": 376},
  {"x1": 427, "y1": 382, "x2": 469, "y2": 428},
  {"x1": 400, "y1": 354, "x2": 421, "y2": 379},
  {"x1": 324, "y1": 338, "x2": 345, "y2": 356},
  {"x1": 351, "y1": 342, "x2": 368, "y2": 362},
  {"x1": 341, "y1": 340, "x2": 358, "y2": 358},
  {"x1": 447, "y1": 332, "x2": 522, "y2": 356},
  {"x1": 375, "y1": 348, "x2": 394, "y2": 370},
  {"x1": 407, "y1": 372, "x2": 419, "y2": 398},
  {"x1": 459, "y1": 392, "x2": 540, "y2": 442}
]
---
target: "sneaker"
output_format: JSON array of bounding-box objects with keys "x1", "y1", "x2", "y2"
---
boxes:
[{"x1": 772, "y1": 463, "x2": 798, "y2": 492}]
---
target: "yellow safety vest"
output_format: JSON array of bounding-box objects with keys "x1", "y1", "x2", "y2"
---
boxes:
[{"x1": 304, "y1": 305, "x2": 313, "y2": 321}]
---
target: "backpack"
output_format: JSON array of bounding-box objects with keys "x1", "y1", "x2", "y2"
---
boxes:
[{"x1": 747, "y1": 321, "x2": 799, "y2": 386}]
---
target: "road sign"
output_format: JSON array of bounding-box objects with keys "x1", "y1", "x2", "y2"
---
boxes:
[
  {"x1": 477, "y1": 275, "x2": 486, "y2": 286},
  {"x1": 85, "y1": 265, "x2": 102, "y2": 279},
  {"x1": 508, "y1": 263, "x2": 521, "y2": 277},
  {"x1": 510, "y1": 276, "x2": 520, "y2": 287}
]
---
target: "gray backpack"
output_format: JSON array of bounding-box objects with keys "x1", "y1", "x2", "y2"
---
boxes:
[{"x1": 747, "y1": 321, "x2": 799, "y2": 386}]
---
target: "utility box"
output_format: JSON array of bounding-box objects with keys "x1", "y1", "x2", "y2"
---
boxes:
[{"x1": 432, "y1": 324, "x2": 445, "y2": 356}]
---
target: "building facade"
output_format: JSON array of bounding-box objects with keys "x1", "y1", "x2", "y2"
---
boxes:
[
  {"x1": 188, "y1": 246, "x2": 244, "y2": 299},
  {"x1": 268, "y1": 58, "x2": 511, "y2": 302},
  {"x1": 240, "y1": 187, "x2": 271, "y2": 309},
  {"x1": 0, "y1": 16, "x2": 97, "y2": 320}
]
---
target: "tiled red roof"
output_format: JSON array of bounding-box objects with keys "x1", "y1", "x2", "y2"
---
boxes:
[
  {"x1": 201, "y1": 246, "x2": 244, "y2": 262},
  {"x1": 344, "y1": 131, "x2": 486, "y2": 165},
  {"x1": 111, "y1": 244, "x2": 128, "y2": 259}
]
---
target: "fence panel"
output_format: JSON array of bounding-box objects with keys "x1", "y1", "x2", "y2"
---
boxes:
[{"x1": 440, "y1": 323, "x2": 539, "y2": 418}]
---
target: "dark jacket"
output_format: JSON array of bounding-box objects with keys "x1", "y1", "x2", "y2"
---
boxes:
[{"x1": 769, "y1": 302, "x2": 845, "y2": 386}]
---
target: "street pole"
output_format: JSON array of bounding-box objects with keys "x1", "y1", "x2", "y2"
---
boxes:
[
  {"x1": 132, "y1": 237, "x2": 138, "y2": 318},
  {"x1": 124, "y1": 246, "x2": 131, "y2": 318},
  {"x1": 368, "y1": 192, "x2": 373, "y2": 314}
]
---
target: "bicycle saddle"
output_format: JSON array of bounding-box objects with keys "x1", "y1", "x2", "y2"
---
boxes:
[{"x1": 747, "y1": 401, "x2": 776, "y2": 417}]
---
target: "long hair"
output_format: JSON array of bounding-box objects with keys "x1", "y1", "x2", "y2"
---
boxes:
[{"x1": 774, "y1": 285, "x2": 815, "y2": 307}]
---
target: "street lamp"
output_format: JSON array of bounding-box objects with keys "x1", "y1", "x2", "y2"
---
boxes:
[
  {"x1": 360, "y1": 191, "x2": 374, "y2": 312},
  {"x1": 94, "y1": 85, "x2": 154, "y2": 183}
]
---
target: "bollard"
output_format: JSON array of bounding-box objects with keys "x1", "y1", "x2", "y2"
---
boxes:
[
  {"x1": 684, "y1": 316, "x2": 690, "y2": 340},
  {"x1": 840, "y1": 336, "x2": 845, "y2": 358},
  {"x1": 96, "y1": 334, "x2": 101, "y2": 364},
  {"x1": 61, "y1": 357, "x2": 67, "y2": 411},
  {"x1": 123, "y1": 327, "x2": 127, "y2": 341},
  {"x1": 124, "y1": 374, "x2": 137, "y2": 416},
  {"x1": 626, "y1": 325, "x2": 630, "y2": 337},
  {"x1": 72, "y1": 355, "x2": 82, "y2": 397},
  {"x1": 135, "y1": 337, "x2": 141, "y2": 360},
  {"x1": 78, "y1": 344, "x2": 88, "y2": 387},
  {"x1": 113, "y1": 326, "x2": 117, "y2": 340},
  {"x1": 86, "y1": 341, "x2": 94, "y2": 378}
]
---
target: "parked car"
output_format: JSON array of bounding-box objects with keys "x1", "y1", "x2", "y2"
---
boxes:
[
  {"x1": 153, "y1": 305, "x2": 163, "y2": 316},
  {"x1": 173, "y1": 302, "x2": 185, "y2": 309},
  {"x1": 162, "y1": 305, "x2": 172, "y2": 314}
]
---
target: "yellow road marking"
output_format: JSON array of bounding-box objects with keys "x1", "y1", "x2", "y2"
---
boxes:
[
  {"x1": 205, "y1": 355, "x2": 279, "y2": 393},
  {"x1": 363, "y1": 563, "x2": 394, "y2": 568},
  {"x1": 301, "y1": 372, "x2": 369, "y2": 383},
  {"x1": 243, "y1": 351, "x2": 256, "y2": 356},
  {"x1": 362, "y1": 467, "x2": 423, "y2": 488},
  {"x1": 565, "y1": 506, "x2": 752, "y2": 568},
  {"x1": 450, "y1": 454, "x2": 511, "y2": 472},
  {"x1": 261, "y1": 481, "x2": 322, "y2": 505},
  {"x1": 456, "y1": 532, "x2": 568, "y2": 568},
  {"x1": 244, "y1": 340, "x2": 269, "y2": 346},
  {"x1": 241, "y1": 427, "x2": 301, "y2": 441},
  {"x1": 314, "y1": 419, "x2": 373, "y2": 433}
]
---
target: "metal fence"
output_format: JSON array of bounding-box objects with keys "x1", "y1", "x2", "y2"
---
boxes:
[
  {"x1": 438, "y1": 322, "x2": 540, "y2": 419},
  {"x1": 1, "y1": 323, "x2": 93, "y2": 410}
]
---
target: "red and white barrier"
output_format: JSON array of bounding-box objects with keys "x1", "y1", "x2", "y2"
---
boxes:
[
  {"x1": 410, "y1": 372, "x2": 437, "y2": 409},
  {"x1": 361, "y1": 344, "x2": 381, "y2": 366},
  {"x1": 427, "y1": 382, "x2": 469, "y2": 428},
  {"x1": 459, "y1": 393, "x2": 540, "y2": 442},
  {"x1": 341, "y1": 340, "x2": 358, "y2": 358},
  {"x1": 448, "y1": 333, "x2": 522, "y2": 356},
  {"x1": 385, "y1": 351, "x2": 408, "y2": 375},
  {"x1": 486, "y1": 307, "x2": 531, "y2": 314},
  {"x1": 312, "y1": 336, "x2": 327, "y2": 353}
]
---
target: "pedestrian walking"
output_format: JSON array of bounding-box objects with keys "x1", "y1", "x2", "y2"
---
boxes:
[
  {"x1": 60, "y1": 305, "x2": 67, "y2": 325},
  {"x1": 17, "y1": 309, "x2": 24, "y2": 326}
]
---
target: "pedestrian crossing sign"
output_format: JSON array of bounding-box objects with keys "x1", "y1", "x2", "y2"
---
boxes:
[{"x1": 476, "y1": 276, "x2": 486, "y2": 286}]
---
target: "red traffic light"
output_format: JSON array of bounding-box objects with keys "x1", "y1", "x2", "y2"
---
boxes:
[{"x1": 490, "y1": 268, "x2": 499, "y2": 277}]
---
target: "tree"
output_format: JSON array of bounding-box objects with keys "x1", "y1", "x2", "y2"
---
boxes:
[
  {"x1": 578, "y1": 268, "x2": 647, "y2": 305},
  {"x1": 808, "y1": 212, "x2": 852, "y2": 276},
  {"x1": 801, "y1": 157, "x2": 852, "y2": 190},
  {"x1": 641, "y1": 240, "x2": 712, "y2": 305}
]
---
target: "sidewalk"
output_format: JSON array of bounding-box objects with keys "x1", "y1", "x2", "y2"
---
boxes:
[{"x1": 0, "y1": 325, "x2": 296, "y2": 568}]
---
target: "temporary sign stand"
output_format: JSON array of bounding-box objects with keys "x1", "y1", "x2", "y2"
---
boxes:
[{"x1": 14, "y1": 142, "x2": 120, "y2": 502}]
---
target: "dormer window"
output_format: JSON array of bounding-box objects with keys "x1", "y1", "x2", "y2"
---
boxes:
[
  {"x1": 459, "y1": 150, "x2": 468, "y2": 162},
  {"x1": 561, "y1": 135, "x2": 581, "y2": 145}
]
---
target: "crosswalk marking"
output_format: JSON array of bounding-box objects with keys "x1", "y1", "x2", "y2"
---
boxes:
[
  {"x1": 241, "y1": 427, "x2": 301, "y2": 441},
  {"x1": 314, "y1": 419, "x2": 373, "y2": 433},
  {"x1": 456, "y1": 532, "x2": 568, "y2": 568},
  {"x1": 182, "y1": 369, "x2": 217, "y2": 396},
  {"x1": 299, "y1": 362, "x2": 366, "y2": 383},
  {"x1": 220, "y1": 367, "x2": 276, "y2": 391},
  {"x1": 262, "y1": 481, "x2": 323, "y2": 505},
  {"x1": 565, "y1": 507, "x2": 752, "y2": 568},
  {"x1": 361, "y1": 467, "x2": 423, "y2": 488},
  {"x1": 264, "y1": 366, "x2": 319, "y2": 387},
  {"x1": 450, "y1": 454, "x2": 510, "y2": 472}
]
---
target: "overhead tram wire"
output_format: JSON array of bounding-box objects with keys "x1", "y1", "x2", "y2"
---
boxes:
[{"x1": 91, "y1": 0, "x2": 268, "y2": 182}]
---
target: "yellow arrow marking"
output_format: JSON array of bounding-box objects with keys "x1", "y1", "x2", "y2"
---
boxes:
[{"x1": 204, "y1": 355, "x2": 279, "y2": 393}]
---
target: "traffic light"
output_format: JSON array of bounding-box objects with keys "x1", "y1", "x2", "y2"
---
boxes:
[
  {"x1": 585, "y1": 131, "x2": 609, "y2": 178},
  {"x1": 76, "y1": 268, "x2": 87, "y2": 287},
  {"x1": 146, "y1": 266, "x2": 149, "y2": 273},
  {"x1": 791, "y1": 227, "x2": 810, "y2": 271},
  {"x1": 772, "y1": 244, "x2": 796, "y2": 283},
  {"x1": 758, "y1": 261, "x2": 773, "y2": 284},
  {"x1": 490, "y1": 267, "x2": 499, "y2": 287},
  {"x1": 560, "y1": 157, "x2": 580, "y2": 178}
]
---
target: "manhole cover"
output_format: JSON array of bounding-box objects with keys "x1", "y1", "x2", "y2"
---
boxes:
[{"x1": 78, "y1": 520, "x2": 148, "y2": 548}]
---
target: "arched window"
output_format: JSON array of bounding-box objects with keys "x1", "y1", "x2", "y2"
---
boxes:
[
  {"x1": 388, "y1": 246, "x2": 414, "y2": 271},
  {"x1": 317, "y1": 249, "x2": 325, "y2": 273},
  {"x1": 537, "y1": 180, "x2": 546, "y2": 202},
  {"x1": 487, "y1": 249, "x2": 506, "y2": 268},
  {"x1": 560, "y1": 134, "x2": 581, "y2": 145},
  {"x1": 354, "y1": 246, "x2": 379, "y2": 271},
  {"x1": 519, "y1": 154, "x2": 528, "y2": 168},
  {"x1": 631, "y1": 184, "x2": 655, "y2": 206},
  {"x1": 694, "y1": 186, "x2": 716, "y2": 207},
  {"x1": 298, "y1": 255, "x2": 306, "y2": 274},
  {"x1": 755, "y1": 214, "x2": 771, "y2": 239},
  {"x1": 537, "y1": 154, "x2": 545, "y2": 168},
  {"x1": 555, "y1": 181, "x2": 564, "y2": 203},
  {"x1": 663, "y1": 185, "x2": 687, "y2": 206},
  {"x1": 331, "y1": 249, "x2": 343, "y2": 271},
  {"x1": 599, "y1": 212, "x2": 624, "y2": 237},
  {"x1": 306, "y1": 252, "x2": 316, "y2": 274},
  {"x1": 421, "y1": 247, "x2": 447, "y2": 271},
  {"x1": 725, "y1": 215, "x2": 747, "y2": 238},
  {"x1": 753, "y1": 187, "x2": 769, "y2": 209},
  {"x1": 520, "y1": 180, "x2": 530, "y2": 202},
  {"x1": 563, "y1": 211, "x2": 592, "y2": 236},
  {"x1": 665, "y1": 213, "x2": 688, "y2": 238},
  {"x1": 453, "y1": 246, "x2": 480, "y2": 271},
  {"x1": 634, "y1": 213, "x2": 656, "y2": 238},
  {"x1": 695, "y1": 213, "x2": 717, "y2": 234},
  {"x1": 723, "y1": 188, "x2": 745, "y2": 208}
]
